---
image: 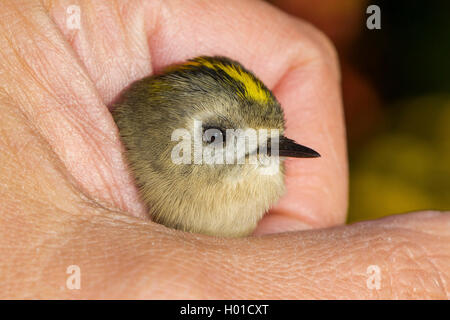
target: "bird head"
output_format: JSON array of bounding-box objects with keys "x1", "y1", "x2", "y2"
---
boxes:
[{"x1": 112, "y1": 56, "x2": 319, "y2": 237}]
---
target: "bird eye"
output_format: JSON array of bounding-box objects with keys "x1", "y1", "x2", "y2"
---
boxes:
[{"x1": 203, "y1": 126, "x2": 225, "y2": 144}]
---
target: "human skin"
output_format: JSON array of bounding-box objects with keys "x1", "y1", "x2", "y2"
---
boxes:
[{"x1": 0, "y1": 0, "x2": 448, "y2": 299}]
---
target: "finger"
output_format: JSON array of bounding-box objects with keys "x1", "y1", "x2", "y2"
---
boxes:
[
  {"x1": 47, "y1": 0, "x2": 155, "y2": 105},
  {"x1": 0, "y1": 0, "x2": 146, "y2": 217},
  {"x1": 262, "y1": 43, "x2": 347, "y2": 232}
]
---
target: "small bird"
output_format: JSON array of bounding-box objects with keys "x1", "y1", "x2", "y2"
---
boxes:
[{"x1": 112, "y1": 56, "x2": 320, "y2": 237}]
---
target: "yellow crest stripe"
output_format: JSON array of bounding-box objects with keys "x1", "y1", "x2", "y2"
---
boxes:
[{"x1": 178, "y1": 57, "x2": 272, "y2": 104}]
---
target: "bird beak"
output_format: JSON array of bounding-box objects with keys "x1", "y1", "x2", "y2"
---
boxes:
[{"x1": 276, "y1": 136, "x2": 321, "y2": 158}]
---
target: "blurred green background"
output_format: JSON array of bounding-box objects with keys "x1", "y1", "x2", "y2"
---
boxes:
[{"x1": 270, "y1": 0, "x2": 450, "y2": 222}]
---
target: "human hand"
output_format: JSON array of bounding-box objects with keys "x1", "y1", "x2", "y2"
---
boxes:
[{"x1": 0, "y1": 0, "x2": 448, "y2": 299}]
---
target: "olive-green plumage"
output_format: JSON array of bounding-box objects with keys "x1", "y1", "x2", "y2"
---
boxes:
[{"x1": 112, "y1": 56, "x2": 317, "y2": 237}]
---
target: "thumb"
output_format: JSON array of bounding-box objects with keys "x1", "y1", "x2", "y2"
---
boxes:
[{"x1": 207, "y1": 211, "x2": 450, "y2": 299}]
